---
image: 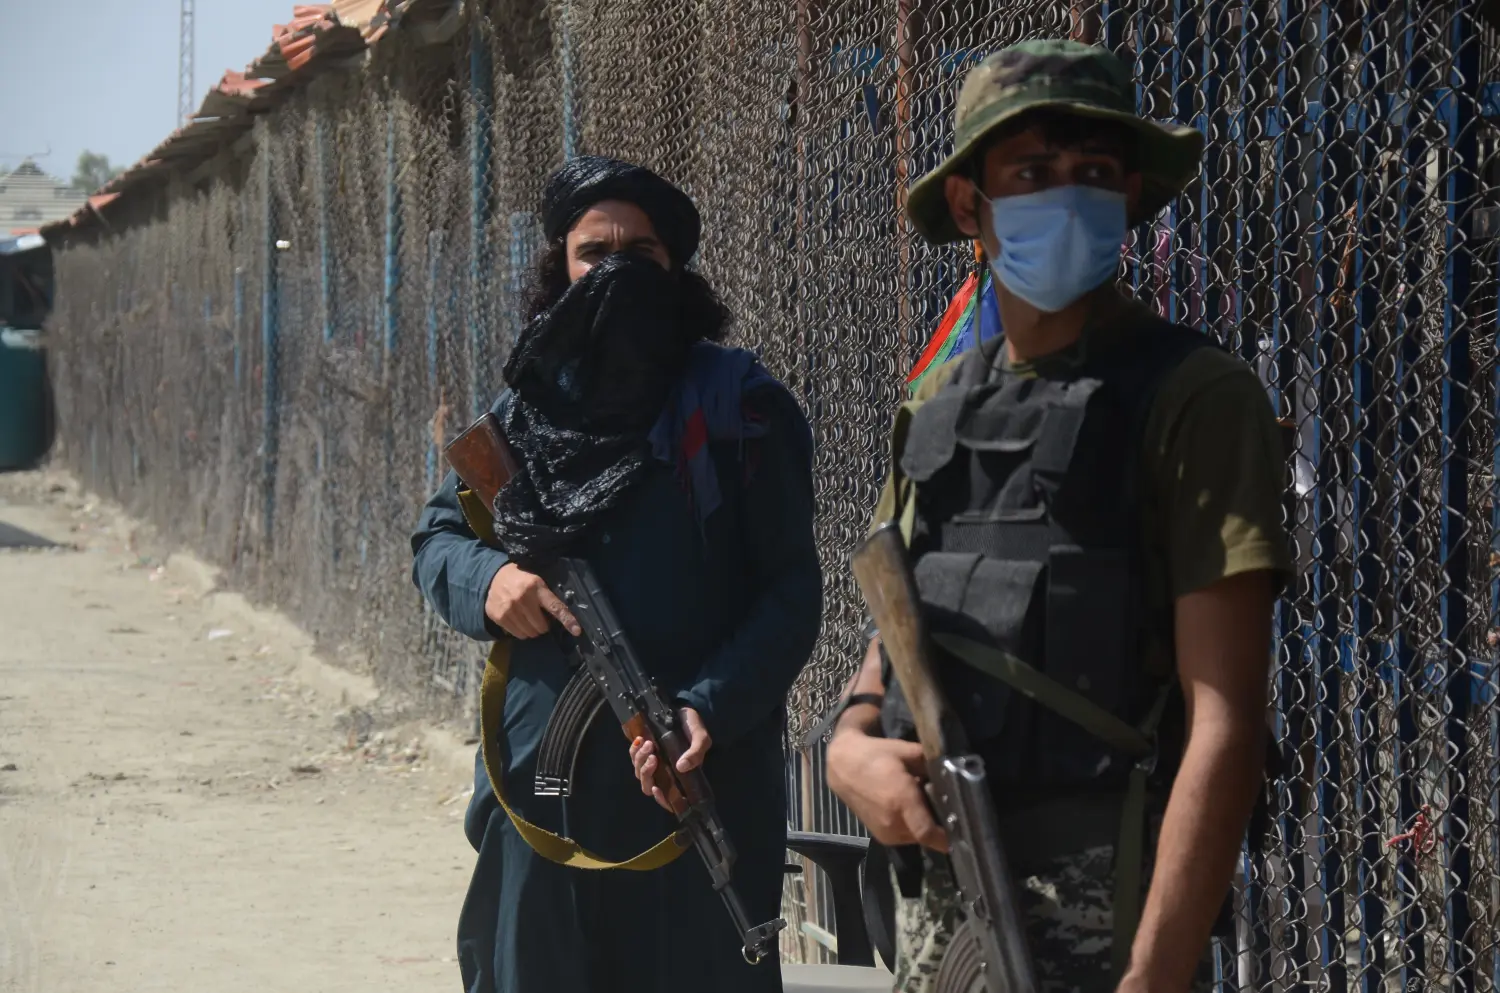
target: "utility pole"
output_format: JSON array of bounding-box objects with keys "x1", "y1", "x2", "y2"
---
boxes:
[{"x1": 178, "y1": 0, "x2": 195, "y2": 126}]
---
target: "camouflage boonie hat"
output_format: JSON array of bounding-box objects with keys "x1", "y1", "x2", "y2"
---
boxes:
[{"x1": 907, "y1": 38, "x2": 1204, "y2": 243}]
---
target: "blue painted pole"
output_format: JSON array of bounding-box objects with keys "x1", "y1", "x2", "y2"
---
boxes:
[
  {"x1": 1169, "y1": 0, "x2": 1197, "y2": 328},
  {"x1": 1307, "y1": 5, "x2": 1345, "y2": 989},
  {"x1": 559, "y1": 0, "x2": 578, "y2": 159},
  {"x1": 426, "y1": 229, "x2": 442, "y2": 491},
  {"x1": 1243, "y1": 15, "x2": 1269, "y2": 977},
  {"x1": 233, "y1": 266, "x2": 244, "y2": 389},
  {"x1": 1271, "y1": 3, "x2": 1310, "y2": 988},
  {"x1": 317, "y1": 110, "x2": 335, "y2": 343},
  {"x1": 1100, "y1": 0, "x2": 1123, "y2": 52},
  {"x1": 1231, "y1": 8, "x2": 1271, "y2": 977},
  {"x1": 507, "y1": 212, "x2": 533, "y2": 350},
  {"x1": 1390, "y1": 5, "x2": 1431, "y2": 985},
  {"x1": 260, "y1": 129, "x2": 280, "y2": 549},
  {"x1": 469, "y1": 21, "x2": 494, "y2": 421},
  {"x1": 1132, "y1": 5, "x2": 1162, "y2": 302},
  {"x1": 1438, "y1": 10, "x2": 1478, "y2": 992},
  {"x1": 1197, "y1": 0, "x2": 1227, "y2": 341},
  {"x1": 1233, "y1": 1, "x2": 1268, "y2": 368},
  {"x1": 1489, "y1": 35, "x2": 1500, "y2": 993},
  {"x1": 1271, "y1": 0, "x2": 1303, "y2": 424},
  {"x1": 1349, "y1": 8, "x2": 1387, "y2": 992},
  {"x1": 384, "y1": 103, "x2": 401, "y2": 361}
]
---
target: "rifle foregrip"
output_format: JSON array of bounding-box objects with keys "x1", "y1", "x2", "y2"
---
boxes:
[
  {"x1": 656, "y1": 729, "x2": 711, "y2": 807},
  {"x1": 621, "y1": 715, "x2": 690, "y2": 815}
]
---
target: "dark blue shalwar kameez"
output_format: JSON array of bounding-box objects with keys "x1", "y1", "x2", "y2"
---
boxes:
[{"x1": 411, "y1": 349, "x2": 822, "y2": 993}]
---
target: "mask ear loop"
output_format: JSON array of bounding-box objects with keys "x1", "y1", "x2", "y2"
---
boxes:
[
  {"x1": 966, "y1": 148, "x2": 989, "y2": 271},
  {"x1": 968, "y1": 165, "x2": 989, "y2": 296}
]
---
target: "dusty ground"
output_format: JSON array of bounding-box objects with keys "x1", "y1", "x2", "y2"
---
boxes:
[{"x1": 0, "y1": 470, "x2": 478, "y2": 993}]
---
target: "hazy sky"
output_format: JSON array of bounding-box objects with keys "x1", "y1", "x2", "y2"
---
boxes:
[{"x1": 0, "y1": 0, "x2": 299, "y2": 182}]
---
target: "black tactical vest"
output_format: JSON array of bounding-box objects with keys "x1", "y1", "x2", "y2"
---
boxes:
[{"x1": 880, "y1": 311, "x2": 1219, "y2": 794}]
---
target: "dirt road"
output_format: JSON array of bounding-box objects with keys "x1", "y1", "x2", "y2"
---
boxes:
[{"x1": 0, "y1": 471, "x2": 476, "y2": 993}]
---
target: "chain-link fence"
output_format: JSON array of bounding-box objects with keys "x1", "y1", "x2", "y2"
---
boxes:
[{"x1": 41, "y1": 0, "x2": 1500, "y2": 984}]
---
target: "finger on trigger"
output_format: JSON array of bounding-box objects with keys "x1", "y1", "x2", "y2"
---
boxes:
[
  {"x1": 537, "y1": 588, "x2": 582, "y2": 635},
  {"x1": 903, "y1": 798, "x2": 947, "y2": 853}
]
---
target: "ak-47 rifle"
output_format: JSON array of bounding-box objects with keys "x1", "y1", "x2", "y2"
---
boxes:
[
  {"x1": 850, "y1": 523, "x2": 1038, "y2": 993},
  {"x1": 443, "y1": 412, "x2": 787, "y2": 964}
]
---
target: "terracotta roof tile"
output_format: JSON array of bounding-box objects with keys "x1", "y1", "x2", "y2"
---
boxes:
[{"x1": 44, "y1": 0, "x2": 461, "y2": 238}]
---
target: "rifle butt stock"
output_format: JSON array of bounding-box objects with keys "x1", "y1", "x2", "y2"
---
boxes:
[
  {"x1": 849, "y1": 523, "x2": 961, "y2": 759},
  {"x1": 442, "y1": 411, "x2": 521, "y2": 511}
]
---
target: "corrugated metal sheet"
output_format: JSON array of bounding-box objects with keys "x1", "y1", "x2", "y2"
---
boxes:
[{"x1": 42, "y1": 0, "x2": 459, "y2": 238}]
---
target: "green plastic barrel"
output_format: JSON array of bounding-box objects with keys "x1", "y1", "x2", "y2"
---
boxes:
[
  {"x1": 0, "y1": 233, "x2": 55, "y2": 472},
  {"x1": 0, "y1": 328, "x2": 54, "y2": 471}
]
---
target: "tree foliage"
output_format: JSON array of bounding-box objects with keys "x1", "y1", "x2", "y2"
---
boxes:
[{"x1": 71, "y1": 151, "x2": 124, "y2": 194}]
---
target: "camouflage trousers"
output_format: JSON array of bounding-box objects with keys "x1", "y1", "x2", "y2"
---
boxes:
[{"x1": 892, "y1": 847, "x2": 1217, "y2": 993}]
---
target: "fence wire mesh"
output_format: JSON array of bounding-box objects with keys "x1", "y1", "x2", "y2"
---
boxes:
[{"x1": 41, "y1": 0, "x2": 1500, "y2": 983}]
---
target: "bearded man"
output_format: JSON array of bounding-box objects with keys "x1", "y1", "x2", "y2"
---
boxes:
[{"x1": 412, "y1": 157, "x2": 822, "y2": 993}]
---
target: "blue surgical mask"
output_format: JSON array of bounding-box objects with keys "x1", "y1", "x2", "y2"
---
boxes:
[{"x1": 980, "y1": 185, "x2": 1128, "y2": 313}]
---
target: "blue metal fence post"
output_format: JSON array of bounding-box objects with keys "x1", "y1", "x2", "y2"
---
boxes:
[
  {"x1": 1391, "y1": 5, "x2": 1437, "y2": 985},
  {"x1": 1100, "y1": 1, "x2": 1123, "y2": 53},
  {"x1": 317, "y1": 108, "x2": 335, "y2": 343},
  {"x1": 313, "y1": 105, "x2": 334, "y2": 576},
  {"x1": 233, "y1": 266, "x2": 245, "y2": 389},
  {"x1": 1349, "y1": 8, "x2": 1388, "y2": 992},
  {"x1": 1198, "y1": 0, "x2": 1228, "y2": 343},
  {"x1": 384, "y1": 101, "x2": 401, "y2": 363},
  {"x1": 259, "y1": 125, "x2": 280, "y2": 550},
  {"x1": 1488, "y1": 26, "x2": 1500, "y2": 993},
  {"x1": 560, "y1": 0, "x2": 578, "y2": 159},
  {"x1": 1132, "y1": 6, "x2": 1161, "y2": 300},
  {"x1": 469, "y1": 18, "x2": 494, "y2": 421},
  {"x1": 1232, "y1": 8, "x2": 1272, "y2": 981},
  {"x1": 426, "y1": 229, "x2": 443, "y2": 491},
  {"x1": 1438, "y1": 10, "x2": 1478, "y2": 993},
  {"x1": 1231, "y1": 2, "x2": 1263, "y2": 365},
  {"x1": 507, "y1": 212, "x2": 534, "y2": 350},
  {"x1": 1169, "y1": 0, "x2": 1198, "y2": 327},
  {"x1": 1270, "y1": 3, "x2": 1311, "y2": 990},
  {"x1": 1307, "y1": 5, "x2": 1346, "y2": 988}
]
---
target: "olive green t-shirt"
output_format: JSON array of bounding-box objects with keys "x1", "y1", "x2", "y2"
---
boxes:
[{"x1": 870, "y1": 296, "x2": 1293, "y2": 627}]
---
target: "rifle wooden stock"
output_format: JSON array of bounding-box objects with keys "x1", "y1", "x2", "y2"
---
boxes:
[
  {"x1": 850, "y1": 523, "x2": 966, "y2": 760},
  {"x1": 621, "y1": 713, "x2": 701, "y2": 816},
  {"x1": 851, "y1": 522, "x2": 1038, "y2": 993},
  {"x1": 443, "y1": 412, "x2": 521, "y2": 510}
]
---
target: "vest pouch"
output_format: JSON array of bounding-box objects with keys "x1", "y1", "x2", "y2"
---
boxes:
[
  {"x1": 899, "y1": 388, "x2": 968, "y2": 483},
  {"x1": 913, "y1": 551, "x2": 1046, "y2": 742},
  {"x1": 1044, "y1": 544, "x2": 1132, "y2": 721}
]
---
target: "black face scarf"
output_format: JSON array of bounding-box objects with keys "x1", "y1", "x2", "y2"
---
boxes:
[{"x1": 493, "y1": 254, "x2": 696, "y2": 560}]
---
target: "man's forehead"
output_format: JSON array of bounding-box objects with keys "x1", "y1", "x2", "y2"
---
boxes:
[
  {"x1": 568, "y1": 199, "x2": 659, "y2": 234},
  {"x1": 987, "y1": 125, "x2": 1123, "y2": 157}
]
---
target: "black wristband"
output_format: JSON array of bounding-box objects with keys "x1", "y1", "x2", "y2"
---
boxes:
[{"x1": 801, "y1": 692, "x2": 885, "y2": 749}]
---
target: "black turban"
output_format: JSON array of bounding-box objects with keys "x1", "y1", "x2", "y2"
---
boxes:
[{"x1": 540, "y1": 156, "x2": 702, "y2": 266}]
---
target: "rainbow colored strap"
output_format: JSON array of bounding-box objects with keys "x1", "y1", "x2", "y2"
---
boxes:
[{"x1": 906, "y1": 267, "x2": 1001, "y2": 395}]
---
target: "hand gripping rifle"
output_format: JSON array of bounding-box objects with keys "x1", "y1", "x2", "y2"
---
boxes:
[
  {"x1": 444, "y1": 412, "x2": 786, "y2": 964},
  {"x1": 850, "y1": 523, "x2": 1038, "y2": 993}
]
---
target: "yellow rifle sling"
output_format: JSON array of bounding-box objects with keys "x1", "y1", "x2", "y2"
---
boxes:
[{"x1": 458, "y1": 487, "x2": 687, "y2": 872}]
